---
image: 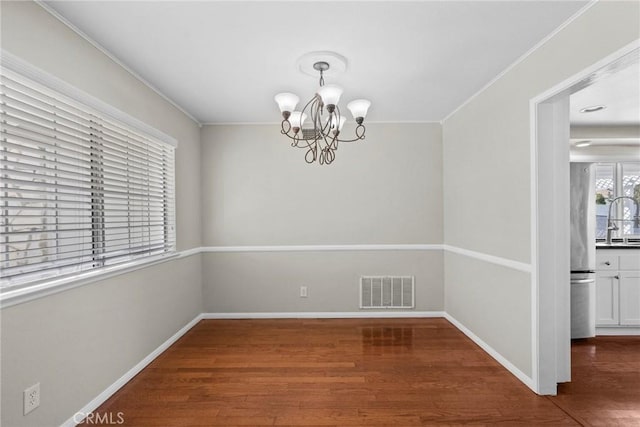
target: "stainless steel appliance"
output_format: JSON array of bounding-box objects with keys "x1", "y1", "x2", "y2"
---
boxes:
[{"x1": 570, "y1": 163, "x2": 596, "y2": 339}]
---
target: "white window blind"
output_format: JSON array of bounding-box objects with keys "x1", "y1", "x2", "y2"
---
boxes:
[{"x1": 0, "y1": 68, "x2": 176, "y2": 290}]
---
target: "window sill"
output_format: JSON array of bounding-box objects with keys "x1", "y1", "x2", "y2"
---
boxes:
[{"x1": 0, "y1": 250, "x2": 196, "y2": 309}]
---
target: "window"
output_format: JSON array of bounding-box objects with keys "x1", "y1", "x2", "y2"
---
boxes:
[
  {"x1": 1, "y1": 67, "x2": 176, "y2": 291},
  {"x1": 595, "y1": 162, "x2": 640, "y2": 240}
]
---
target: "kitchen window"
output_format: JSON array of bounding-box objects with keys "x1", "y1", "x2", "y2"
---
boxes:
[
  {"x1": 1, "y1": 65, "x2": 176, "y2": 293},
  {"x1": 595, "y1": 162, "x2": 640, "y2": 240}
]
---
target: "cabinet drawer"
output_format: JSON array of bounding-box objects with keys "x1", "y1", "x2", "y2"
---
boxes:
[
  {"x1": 619, "y1": 254, "x2": 640, "y2": 270},
  {"x1": 596, "y1": 254, "x2": 618, "y2": 270}
]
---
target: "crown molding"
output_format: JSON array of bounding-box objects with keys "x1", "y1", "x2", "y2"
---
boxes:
[
  {"x1": 440, "y1": 0, "x2": 598, "y2": 124},
  {"x1": 34, "y1": 0, "x2": 201, "y2": 127},
  {"x1": 1, "y1": 50, "x2": 178, "y2": 148}
]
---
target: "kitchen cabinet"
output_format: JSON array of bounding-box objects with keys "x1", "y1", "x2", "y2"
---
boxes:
[
  {"x1": 595, "y1": 271, "x2": 618, "y2": 325},
  {"x1": 595, "y1": 250, "x2": 640, "y2": 333},
  {"x1": 620, "y1": 271, "x2": 640, "y2": 325}
]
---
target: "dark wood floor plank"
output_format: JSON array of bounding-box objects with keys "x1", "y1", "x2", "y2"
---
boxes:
[
  {"x1": 548, "y1": 336, "x2": 640, "y2": 427},
  {"x1": 79, "y1": 318, "x2": 639, "y2": 426}
]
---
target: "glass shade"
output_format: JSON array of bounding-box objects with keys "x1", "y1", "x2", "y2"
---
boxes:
[
  {"x1": 288, "y1": 111, "x2": 307, "y2": 128},
  {"x1": 317, "y1": 84, "x2": 343, "y2": 106},
  {"x1": 328, "y1": 115, "x2": 346, "y2": 132},
  {"x1": 347, "y1": 99, "x2": 371, "y2": 120},
  {"x1": 274, "y1": 92, "x2": 299, "y2": 113}
]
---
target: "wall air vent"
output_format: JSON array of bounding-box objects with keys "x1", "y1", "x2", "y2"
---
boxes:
[{"x1": 360, "y1": 276, "x2": 414, "y2": 309}]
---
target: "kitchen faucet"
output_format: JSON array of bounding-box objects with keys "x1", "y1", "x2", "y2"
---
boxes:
[{"x1": 606, "y1": 196, "x2": 640, "y2": 244}]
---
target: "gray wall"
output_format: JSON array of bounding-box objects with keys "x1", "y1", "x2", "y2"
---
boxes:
[
  {"x1": 201, "y1": 123, "x2": 442, "y2": 245},
  {"x1": 204, "y1": 251, "x2": 443, "y2": 313},
  {"x1": 443, "y1": 0, "x2": 640, "y2": 377},
  {"x1": 200, "y1": 123, "x2": 444, "y2": 313},
  {"x1": 1, "y1": 256, "x2": 202, "y2": 427},
  {"x1": 0, "y1": 2, "x2": 203, "y2": 426}
]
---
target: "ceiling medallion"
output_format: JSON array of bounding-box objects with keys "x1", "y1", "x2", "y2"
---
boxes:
[{"x1": 274, "y1": 53, "x2": 371, "y2": 165}]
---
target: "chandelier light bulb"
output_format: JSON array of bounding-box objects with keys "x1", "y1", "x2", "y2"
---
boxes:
[
  {"x1": 274, "y1": 93, "x2": 300, "y2": 118},
  {"x1": 347, "y1": 99, "x2": 371, "y2": 124},
  {"x1": 288, "y1": 111, "x2": 307, "y2": 129},
  {"x1": 317, "y1": 84, "x2": 343, "y2": 111}
]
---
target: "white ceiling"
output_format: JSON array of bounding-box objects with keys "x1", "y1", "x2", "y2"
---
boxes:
[
  {"x1": 570, "y1": 60, "x2": 640, "y2": 127},
  {"x1": 43, "y1": 1, "x2": 589, "y2": 124}
]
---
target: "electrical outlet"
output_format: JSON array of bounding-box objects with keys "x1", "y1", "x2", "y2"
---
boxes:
[
  {"x1": 24, "y1": 383, "x2": 40, "y2": 415},
  {"x1": 300, "y1": 286, "x2": 308, "y2": 298}
]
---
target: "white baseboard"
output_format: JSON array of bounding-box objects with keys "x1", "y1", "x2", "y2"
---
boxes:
[
  {"x1": 60, "y1": 314, "x2": 203, "y2": 427},
  {"x1": 201, "y1": 311, "x2": 446, "y2": 319},
  {"x1": 596, "y1": 327, "x2": 640, "y2": 336},
  {"x1": 443, "y1": 313, "x2": 536, "y2": 393}
]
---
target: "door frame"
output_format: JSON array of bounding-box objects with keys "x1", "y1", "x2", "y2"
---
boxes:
[{"x1": 530, "y1": 39, "x2": 640, "y2": 395}]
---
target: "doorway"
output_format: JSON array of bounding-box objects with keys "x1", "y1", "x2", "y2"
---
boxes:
[{"x1": 531, "y1": 40, "x2": 640, "y2": 395}]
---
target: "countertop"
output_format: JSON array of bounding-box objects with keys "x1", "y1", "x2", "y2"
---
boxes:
[{"x1": 596, "y1": 243, "x2": 640, "y2": 250}]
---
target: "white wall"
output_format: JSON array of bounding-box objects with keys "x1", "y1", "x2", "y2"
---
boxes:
[
  {"x1": 443, "y1": 0, "x2": 640, "y2": 379},
  {"x1": 0, "y1": 2, "x2": 203, "y2": 426},
  {"x1": 200, "y1": 123, "x2": 443, "y2": 313}
]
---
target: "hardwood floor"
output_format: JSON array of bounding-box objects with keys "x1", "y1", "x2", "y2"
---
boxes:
[
  {"x1": 81, "y1": 319, "x2": 639, "y2": 426},
  {"x1": 549, "y1": 336, "x2": 640, "y2": 427}
]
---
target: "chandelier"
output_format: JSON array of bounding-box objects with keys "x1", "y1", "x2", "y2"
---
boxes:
[{"x1": 274, "y1": 60, "x2": 371, "y2": 165}]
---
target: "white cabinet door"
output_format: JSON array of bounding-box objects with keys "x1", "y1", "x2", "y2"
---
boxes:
[
  {"x1": 619, "y1": 271, "x2": 640, "y2": 326},
  {"x1": 596, "y1": 271, "x2": 619, "y2": 326},
  {"x1": 619, "y1": 254, "x2": 640, "y2": 271}
]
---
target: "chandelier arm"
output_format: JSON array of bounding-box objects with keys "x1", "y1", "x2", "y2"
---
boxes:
[
  {"x1": 278, "y1": 126, "x2": 303, "y2": 145},
  {"x1": 280, "y1": 119, "x2": 291, "y2": 135},
  {"x1": 280, "y1": 124, "x2": 319, "y2": 151},
  {"x1": 311, "y1": 102, "x2": 322, "y2": 139},
  {"x1": 294, "y1": 137, "x2": 315, "y2": 150},
  {"x1": 290, "y1": 96, "x2": 325, "y2": 142},
  {"x1": 331, "y1": 136, "x2": 339, "y2": 150},
  {"x1": 334, "y1": 124, "x2": 367, "y2": 143},
  {"x1": 317, "y1": 98, "x2": 334, "y2": 139},
  {"x1": 326, "y1": 148, "x2": 336, "y2": 164},
  {"x1": 318, "y1": 108, "x2": 338, "y2": 144},
  {"x1": 319, "y1": 131, "x2": 338, "y2": 165},
  {"x1": 305, "y1": 144, "x2": 317, "y2": 163},
  {"x1": 319, "y1": 143, "x2": 336, "y2": 165},
  {"x1": 330, "y1": 107, "x2": 342, "y2": 135},
  {"x1": 280, "y1": 132, "x2": 303, "y2": 143},
  {"x1": 301, "y1": 95, "x2": 319, "y2": 120},
  {"x1": 319, "y1": 128, "x2": 332, "y2": 149}
]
